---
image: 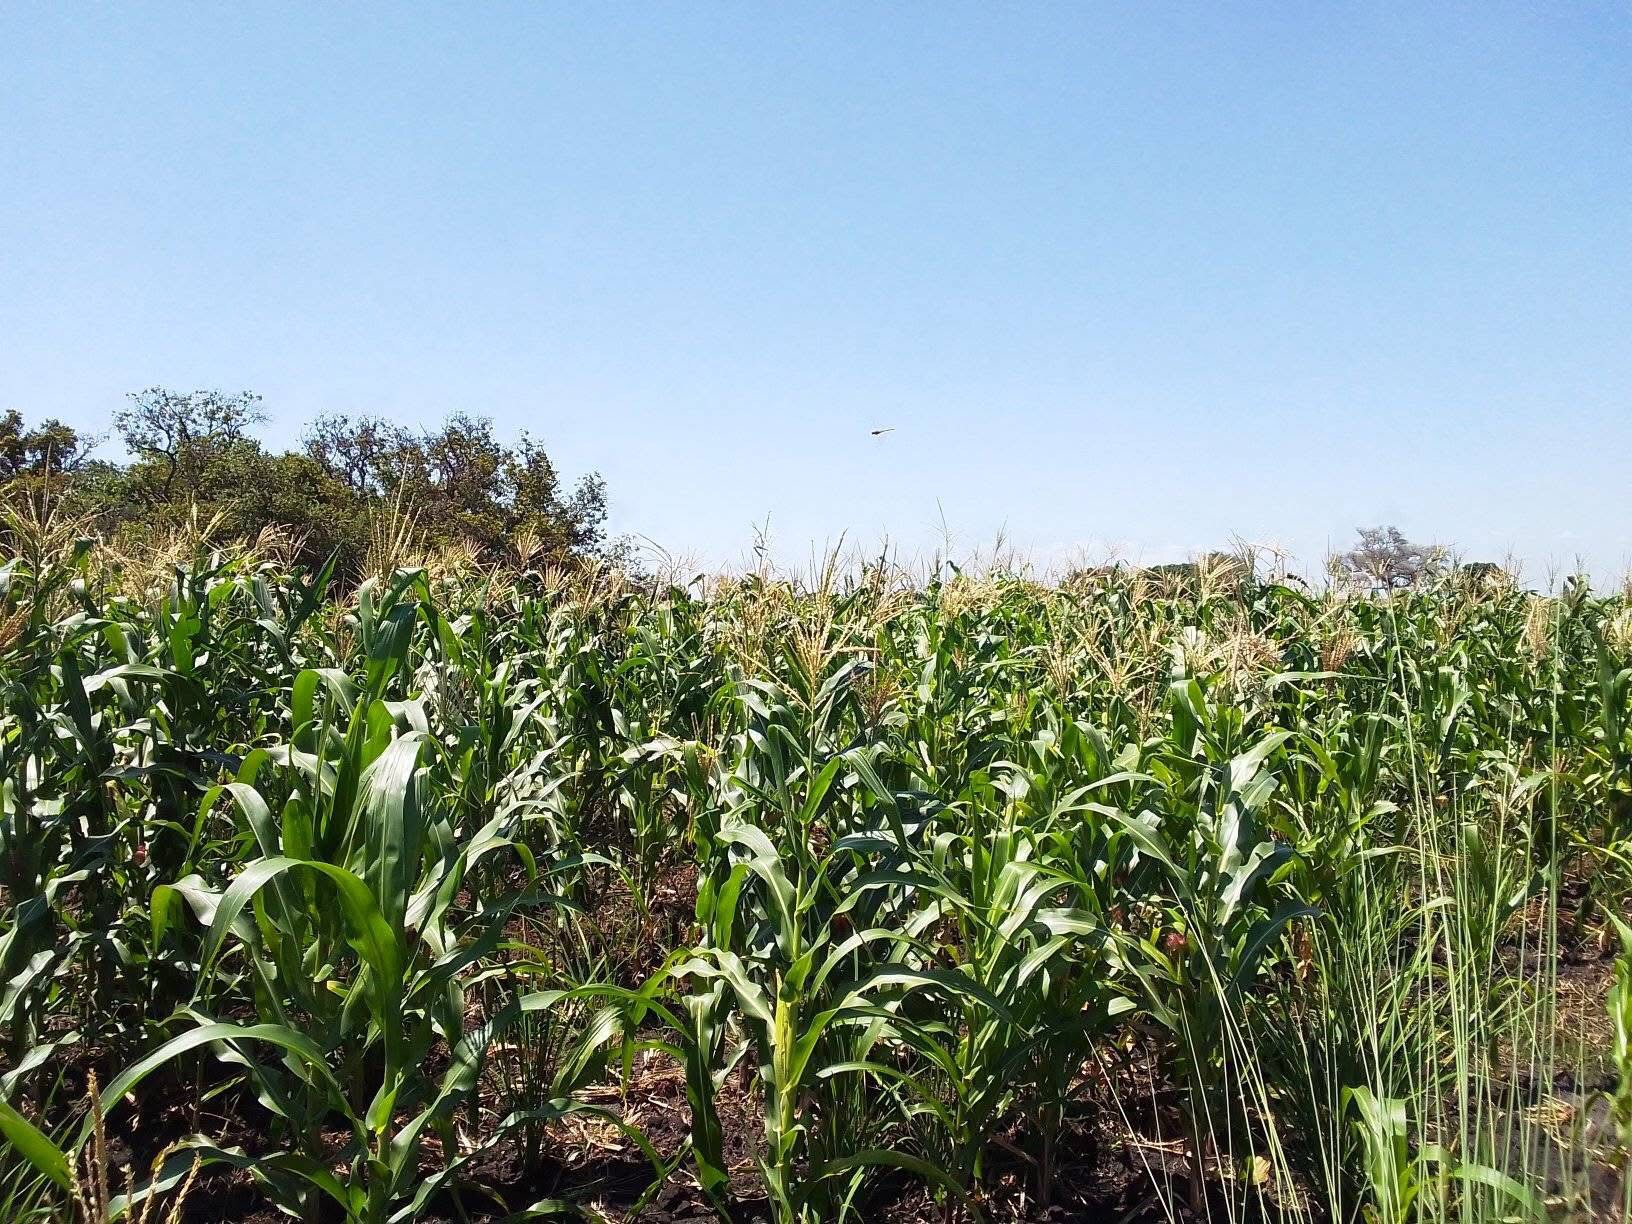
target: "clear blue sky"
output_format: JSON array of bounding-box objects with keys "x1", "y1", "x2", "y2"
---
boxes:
[{"x1": 4, "y1": 4, "x2": 1629, "y2": 579}]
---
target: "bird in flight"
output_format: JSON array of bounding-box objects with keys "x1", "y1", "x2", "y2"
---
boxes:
[{"x1": 870, "y1": 427, "x2": 895, "y2": 436}]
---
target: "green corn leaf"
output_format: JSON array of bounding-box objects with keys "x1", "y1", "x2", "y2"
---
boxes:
[{"x1": 0, "y1": 1098, "x2": 71, "y2": 1192}]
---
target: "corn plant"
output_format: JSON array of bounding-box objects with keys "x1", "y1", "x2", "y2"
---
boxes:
[{"x1": 1, "y1": 540, "x2": 1628, "y2": 1223}]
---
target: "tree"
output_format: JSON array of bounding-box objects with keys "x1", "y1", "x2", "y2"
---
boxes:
[
  {"x1": 114, "y1": 388, "x2": 265, "y2": 499},
  {"x1": 3, "y1": 393, "x2": 609, "y2": 579},
  {"x1": 303, "y1": 412, "x2": 608, "y2": 563},
  {"x1": 0, "y1": 411, "x2": 111, "y2": 532},
  {"x1": 215, "y1": 448, "x2": 369, "y2": 567},
  {"x1": 509, "y1": 434, "x2": 608, "y2": 555},
  {"x1": 1338, "y1": 526, "x2": 1443, "y2": 592},
  {"x1": 1145, "y1": 551, "x2": 1252, "y2": 593},
  {"x1": 0, "y1": 410, "x2": 94, "y2": 479},
  {"x1": 303, "y1": 413, "x2": 405, "y2": 496}
]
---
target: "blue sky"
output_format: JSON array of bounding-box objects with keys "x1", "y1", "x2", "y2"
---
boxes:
[{"x1": 4, "y1": 4, "x2": 1629, "y2": 579}]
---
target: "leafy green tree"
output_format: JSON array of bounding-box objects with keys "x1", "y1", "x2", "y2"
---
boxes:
[
  {"x1": 1, "y1": 392, "x2": 609, "y2": 579},
  {"x1": 0, "y1": 411, "x2": 94, "y2": 479},
  {"x1": 0, "y1": 411, "x2": 115, "y2": 534},
  {"x1": 303, "y1": 413, "x2": 402, "y2": 496},
  {"x1": 303, "y1": 411, "x2": 608, "y2": 561},
  {"x1": 114, "y1": 388, "x2": 266, "y2": 501},
  {"x1": 210, "y1": 448, "x2": 371, "y2": 569}
]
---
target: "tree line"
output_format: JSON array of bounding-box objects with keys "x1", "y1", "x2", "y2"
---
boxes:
[
  {"x1": 3, "y1": 392, "x2": 1469, "y2": 594},
  {"x1": 1, "y1": 388, "x2": 610, "y2": 578}
]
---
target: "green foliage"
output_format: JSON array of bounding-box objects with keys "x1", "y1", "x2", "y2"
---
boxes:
[
  {"x1": 0, "y1": 536, "x2": 1625, "y2": 1222},
  {"x1": 0, "y1": 392, "x2": 608, "y2": 578}
]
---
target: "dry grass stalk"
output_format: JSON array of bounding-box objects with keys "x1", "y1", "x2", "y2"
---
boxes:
[{"x1": 67, "y1": 1072, "x2": 202, "y2": 1223}]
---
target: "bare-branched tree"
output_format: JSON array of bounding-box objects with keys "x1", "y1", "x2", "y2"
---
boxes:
[{"x1": 1338, "y1": 525, "x2": 1444, "y2": 591}]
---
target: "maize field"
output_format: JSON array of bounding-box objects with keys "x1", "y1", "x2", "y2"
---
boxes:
[{"x1": 2, "y1": 534, "x2": 1630, "y2": 1222}]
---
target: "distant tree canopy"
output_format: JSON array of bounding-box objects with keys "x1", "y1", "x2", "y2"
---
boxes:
[
  {"x1": 1144, "y1": 551, "x2": 1252, "y2": 589},
  {"x1": 1338, "y1": 526, "x2": 1444, "y2": 591},
  {"x1": 0, "y1": 409, "x2": 100, "y2": 480},
  {"x1": 0, "y1": 389, "x2": 609, "y2": 577}
]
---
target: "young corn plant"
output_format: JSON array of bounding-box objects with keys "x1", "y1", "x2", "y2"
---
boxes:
[
  {"x1": 85, "y1": 576, "x2": 567, "y2": 1222},
  {"x1": 1112, "y1": 678, "x2": 1313, "y2": 1210}
]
